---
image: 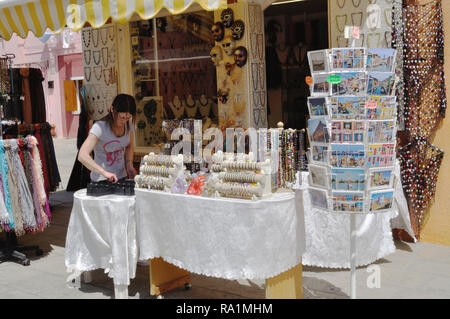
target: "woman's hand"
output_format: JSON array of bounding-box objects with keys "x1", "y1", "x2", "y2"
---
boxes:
[
  {"x1": 126, "y1": 163, "x2": 137, "y2": 179},
  {"x1": 103, "y1": 170, "x2": 118, "y2": 183}
]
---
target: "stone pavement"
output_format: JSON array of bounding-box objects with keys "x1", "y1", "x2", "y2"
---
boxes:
[{"x1": 1, "y1": 138, "x2": 450, "y2": 299}]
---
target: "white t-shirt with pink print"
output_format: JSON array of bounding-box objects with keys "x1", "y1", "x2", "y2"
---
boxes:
[{"x1": 89, "y1": 120, "x2": 134, "y2": 182}]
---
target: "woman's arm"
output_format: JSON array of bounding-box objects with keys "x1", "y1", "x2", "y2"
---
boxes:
[
  {"x1": 78, "y1": 133, "x2": 118, "y2": 182},
  {"x1": 125, "y1": 130, "x2": 136, "y2": 178}
]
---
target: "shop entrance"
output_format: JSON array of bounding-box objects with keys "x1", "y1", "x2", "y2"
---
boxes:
[{"x1": 264, "y1": 0, "x2": 328, "y2": 130}]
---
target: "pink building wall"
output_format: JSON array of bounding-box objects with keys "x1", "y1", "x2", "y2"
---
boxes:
[{"x1": 0, "y1": 29, "x2": 83, "y2": 138}]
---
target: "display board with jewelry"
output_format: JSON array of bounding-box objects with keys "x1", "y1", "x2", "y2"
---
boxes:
[
  {"x1": 130, "y1": 12, "x2": 218, "y2": 151},
  {"x1": 305, "y1": 47, "x2": 399, "y2": 213},
  {"x1": 82, "y1": 25, "x2": 118, "y2": 121}
]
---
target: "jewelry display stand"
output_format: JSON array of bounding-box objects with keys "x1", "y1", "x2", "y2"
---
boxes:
[
  {"x1": 135, "y1": 153, "x2": 184, "y2": 191},
  {"x1": 306, "y1": 46, "x2": 398, "y2": 299},
  {"x1": 209, "y1": 150, "x2": 272, "y2": 200}
]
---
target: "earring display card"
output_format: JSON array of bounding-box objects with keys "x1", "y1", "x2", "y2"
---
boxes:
[
  {"x1": 366, "y1": 48, "x2": 396, "y2": 72},
  {"x1": 309, "y1": 164, "x2": 329, "y2": 189},
  {"x1": 331, "y1": 168, "x2": 365, "y2": 191},
  {"x1": 308, "y1": 49, "x2": 330, "y2": 73},
  {"x1": 331, "y1": 47, "x2": 366, "y2": 70},
  {"x1": 367, "y1": 72, "x2": 394, "y2": 95},
  {"x1": 368, "y1": 167, "x2": 395, "y2": 190},
  {"x1": 309, "y1": 187, "x2": 329, "y2": 209},
  {"x1": 308, "y1": 118, "x2": 330, "y2": 143},
  {"x1": 369, "y1": 189, "x2": 394, "y2": 212},
  {"x1": 330, "y1": 120, "x2": 365, "y2": 143},
  {"x1": 308, "y1": 97, "x2": 329, "y2": 117},
  {"x1": 330, "y1": 72, "x2": 366, "y2": 95},
  {"x1": 330, "y1": 96, "x2": 365, "y2": 119},
  {"x1": 366, "y1": 120, "x2": 396, "y2": 143},
  {"x1": 332, "y1": 192, "x2": 364, "y2": 212},
  {"x1": 330, "y1": 143, "x2": 365, "y2": 168}
]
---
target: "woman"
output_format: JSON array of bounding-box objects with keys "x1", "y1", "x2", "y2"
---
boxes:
[{"x1": 78, "y1": 94, "x2": 137, "y2": 183}]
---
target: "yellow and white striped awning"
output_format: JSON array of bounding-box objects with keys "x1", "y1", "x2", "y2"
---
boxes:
[{"x1": 0, "y1": 0, "x2": 227, "y2": 40}]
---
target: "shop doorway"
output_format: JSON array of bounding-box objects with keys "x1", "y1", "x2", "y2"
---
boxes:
[{"x1": 264, "y1": 0, "x2": 328, "y2": 130}]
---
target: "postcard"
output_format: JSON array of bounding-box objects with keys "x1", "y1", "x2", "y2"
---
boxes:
[
  {"x1": 309, "y1": 164, "x2": 329, "y2": 189},
  {"x1": 331, "y1": 72, "x2": 367, "y2": 96},
  {"x1": 330, "y1": 96, "x2": 366, "y2": 119},
  {"x1": 309, "y1": 187, "x2": 329, "y2": 210},
  {"x1": 308, "y1": 97, "x2": 328, "y2": 117},
  {"x1": 366, "y1": 48, "x2": 396, "y2": 72},
  {"x1": 308, "y1": 50, "x2": 329, "y2": 73},
  {"x1": 309, "y1": 144, "x2": 329, "y2": 163},
  {"x1": 330, "y1": 120, "x2": 365, "y2": 143},
  {"x1": 308, "y1": 118, "x2": 330, "y2": 143},
  {"x1": 331, "y1": 168, "x2": 365, "y2": 191},
  {"x1": 330, "y1": 143, "x2": 365, "y2": 168},
  {"x1": 366, "y1": 120, "x2": 396, "y2": 143},
  {"x1": 367, "y1": 72, "x2": 394, "y2": 95},
  {"x1": 331, "y1": 47, "x2": 366, "y2": 70},
  {"x1": 311, "y1": 73, "x2": 331, "y2": 96},
  {"x1": 368, "y1": 167, "x2": 395, "y2": 190},
  {"x1": 365, "y1": 96, "x2": 397, "y2": 120},
  {"x1": 332, "y1": 191, "x2": 364, "y2": 212},
  {"x1": 366, "y1": 143, "x2": 395, "y2": 167},
  {"x1": 369, "y1": 190, "x2": 394, "y2": 211}
]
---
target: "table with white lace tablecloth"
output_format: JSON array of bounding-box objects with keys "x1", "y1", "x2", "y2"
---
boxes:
[
  {"x1": 64, "y1": 189, "x2": 137, "y2": 299},
  {"x1": 299, "y1": 160, "x2": 415, "y2": 268},
  {"x1": 135, "y1": 188, "x2": 305, "y2": 297}
]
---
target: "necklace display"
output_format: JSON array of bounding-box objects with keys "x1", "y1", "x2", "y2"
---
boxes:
[
  {"x1": 198, "y1": 94, "x2": 211, "y2": 118},
  {"x1": 184, "y1": 95, "x2": 197, "y2": 118},
  {"x1": 170, "y1": 95, "x2": 184, "y2": 120},
  {"x1": 392, "y1": 0, "x2": 405, "y2": 130}
]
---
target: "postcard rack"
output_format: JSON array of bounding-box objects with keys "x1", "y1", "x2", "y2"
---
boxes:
[
  {"x1": 306, "y1": 47, "x2": 399, "y2": 214},
  {"x1": 134, "y1": 153, "x2": 184, "y2": 191},
  {"x1": 209, "y1": 151, "x2": 272, "y2": 200}
]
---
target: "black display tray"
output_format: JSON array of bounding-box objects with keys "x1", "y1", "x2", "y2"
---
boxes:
[{"x1": 86, "y1": 179, "x2": 135, "y2": 196}]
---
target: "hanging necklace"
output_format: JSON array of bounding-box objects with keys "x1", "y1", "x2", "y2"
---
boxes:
[
  {"x1": 351, "y1": 12, "x2": 363, "y2": 27},
  {"x1": 335, "y1": 15, "x2": 347, "y2": 33},
  {"x1": 93, "y1": 66, "x2": 103, "y2": 81},
  {"x1": 108, "y1": 27, "x2": 115, "y2": 42},
  {"x1": 82, "y1": 29, "x2": 91, "y2": 48},
  {"x1": 83, "y1": 50, "x2": 91, "y2": 65},
  {"x1": 103, "y1": 68, "x2": 111, "y2": 86},
  {"x1": 351, "y1": 0, "x2": 361, "y2": 8},
  {"x1": 92, "y1": 29, "x2": 99, "y2": 47},
  {"x1": 100, "y1": 28, "x2": 108, "y2": 46},
  {"x1": 102, "y1": 47, "x2": 109, "y2": 67},
  {"x1": 93, "y1": 50, "x2": 101, "y2": 65},
  {"x1": 84, "y1": 67, "x2": 92, "y2": 82},
  {"x1": 336, "y1": 0, "x2": 345, "y2": 9}
]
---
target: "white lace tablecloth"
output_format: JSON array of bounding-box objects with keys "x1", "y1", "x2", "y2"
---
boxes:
[
  {"x1": 300, "y1": 160, "x2": 415, "y2": 269},
  {"x1": 135, "y1": 189, "x2": 305, "y2": 280},
  {"x1": 65, "y1": 189, "x2": 137, "y2": 286}
]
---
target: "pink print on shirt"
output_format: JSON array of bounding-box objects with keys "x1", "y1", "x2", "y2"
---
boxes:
[{"x1": 103, "y1": 140, "x2": 124, "y2": 167}]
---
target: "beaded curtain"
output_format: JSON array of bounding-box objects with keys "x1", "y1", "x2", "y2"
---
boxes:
[{"x1": 397, "y1": 0, "x2": 446, "y2": 239}]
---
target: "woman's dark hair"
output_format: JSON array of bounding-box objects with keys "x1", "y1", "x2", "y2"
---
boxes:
[{"x1": 106, "y1": 94, "x2": 137, "y2": 131}]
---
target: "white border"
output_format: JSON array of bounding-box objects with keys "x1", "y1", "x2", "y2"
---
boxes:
[{"x1": 308, "y1": 163, "x2": 329, "y2": 189}]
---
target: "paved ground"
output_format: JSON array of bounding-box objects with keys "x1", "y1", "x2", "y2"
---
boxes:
[{"x1": 1, "y1": 137, "x2": 450, "y2": 299}]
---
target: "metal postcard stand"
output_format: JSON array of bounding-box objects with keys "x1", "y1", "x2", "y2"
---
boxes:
[{"x1": 306, "y1": 26, "x2": 398, "y2": 299}]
